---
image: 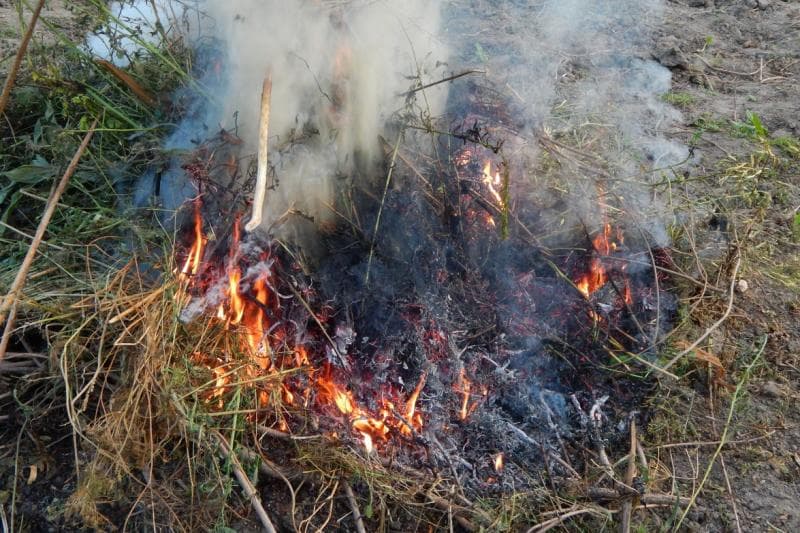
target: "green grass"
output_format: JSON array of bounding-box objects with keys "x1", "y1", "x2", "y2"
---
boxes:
[{"x1": 662, "y1": 90, "x2": 695, "y2": 108}]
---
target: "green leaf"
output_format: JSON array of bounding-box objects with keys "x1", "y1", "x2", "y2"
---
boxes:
[
  {"x1": 0, "y1": 184, "x2": 13, "y2": 205},
  {"x1": 792, "y1": 213, "x2": 800, "y2": 242},
  {"x1": 2, "y1": 155, "x2": 55, "y2": 184}
]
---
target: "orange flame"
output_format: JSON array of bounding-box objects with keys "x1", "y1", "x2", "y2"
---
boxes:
[
  {"x1": 482, "y1": 160, "x2": 504, "y2": 205},
  {"x1": 316, "y1": 367, "x2": 397, "y2": 451},
  {"x1": 458, "y1": 368, "x2": 471, "y2": 421},
  {"x1": 623, "y1": 279, "x2": 633, "y2": 306},
  {"x1": 177, "y1": 207, "x2": 446, "y2": 453},
  {"x1": 575, "y1": 224, "x2": 622, "y2": 297},
  {"x1": 401, "y1": 372, "x2": 427, "y2": 436},
  {"x1": 228, "y1": 268, "x2": 245, "y2": 324},
  {"x1": 180, "y1": 201, "x2": 206, "y2": 277},
  {"x1": 494, "y1": 452, "x2": 504, "y2": 472},
  {"x1": 244, "y1": 277, "x2": 270, "y2": 366}
]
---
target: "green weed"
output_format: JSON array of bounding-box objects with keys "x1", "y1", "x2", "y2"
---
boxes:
[{"x1": 662, "y1": 91, "x2": 695, "y2": 108}]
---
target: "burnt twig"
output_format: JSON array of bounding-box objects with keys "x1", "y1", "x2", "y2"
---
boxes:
[
  {"x1": 400, "y1": 69, "x2": 485, "y2": 97},
  {"x1": 365, "y1": 130, "x2": 402, "y2": 286}
]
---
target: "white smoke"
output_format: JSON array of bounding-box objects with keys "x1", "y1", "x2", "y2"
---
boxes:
[
  {"x1": 201, "y1": 0, "x2": 449, "y2": 232},
  {"x1": 95, "y1": 0, "x2": 686, "y2": 247},
  {"x1": 453, "y1": 0, "x2": 687, "y2": 244}
]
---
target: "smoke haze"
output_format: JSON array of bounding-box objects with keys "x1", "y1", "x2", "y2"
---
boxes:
[{"x1": 99, "y1": 0, "x2": 686, "y2": 245}]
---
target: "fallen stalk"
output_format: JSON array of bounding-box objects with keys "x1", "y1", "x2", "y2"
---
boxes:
[
  {"x1": 343, "y1": 481, "x2": 367, "y2": 533},
  {"x1": 673, "y1": 336, "x2": 767, "y2": 530},
  {"x1": 400, "y1": 69, "x2": 485, "y2": 97},
  {"x1": 215, "y1": 431, "x2": 278, "y2": 533},
  {"x1": 0, "y1": 0, "x2": 46, "y2": 117},
  {"x1": 660, "y1": 249, "x2": 741, "y2": 373},
  {"x1": 171, "y1": 395, "x2": 278, "y2": 532},
  {"x1": 0, "y1": 120, "x2": 98, "y2": 363}
]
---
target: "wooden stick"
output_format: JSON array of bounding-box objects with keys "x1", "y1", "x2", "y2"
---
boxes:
[
  {"x1": 0, "y1": 120, "x2": 98, "y2": 363},
  {"x1": 215, "y1": 431, "x2": 278, "y2": 533},
  {"x1": 171, "y1": 394, "x2": 278, "y2": 532},
  {"x1": 245, "y1": 74, "x2": 273, "y2": 233},
  {"x1": 343, "y1": 482, "x2": 367, "y2": 533},
  {"x1": 0, "y1": 304, "x2": 18, "y2": 370},
  {"x1": 620, "y1": 420, "x2": 637, "y2": 533},
  {"x1": 0, "y1": 0, "x2": 46, "y2": 118}
]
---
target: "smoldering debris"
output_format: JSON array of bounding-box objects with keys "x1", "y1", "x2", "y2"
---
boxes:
[{"x1": 123, "y1": 0, "x2": 688, "y2": 503}]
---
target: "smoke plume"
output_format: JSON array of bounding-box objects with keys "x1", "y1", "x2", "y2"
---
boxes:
[
  {"x1": 101, "y1": 0, "x2": 687, "y2": 246},
  {"x1": 198, "y1": 1, "x2": 449, "y2": 235}
]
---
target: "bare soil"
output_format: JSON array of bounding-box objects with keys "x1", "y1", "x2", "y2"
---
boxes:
[{"x1": 647, "y1": 0, "x2": 800, "y2": 531}]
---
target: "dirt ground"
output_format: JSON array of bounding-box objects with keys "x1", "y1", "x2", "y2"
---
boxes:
[
  {"x1": 1, "y1": 0, "x2": 799, "y2": 531},
  {"x1": 647, "y1": 0, "x2": 800, "y2": 531}
]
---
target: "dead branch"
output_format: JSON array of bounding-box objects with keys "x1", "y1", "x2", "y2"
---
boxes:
[
  {"x1": 400, "y1": 69, "x2": 485, "y2": 97},
  {"x1": 257, "y1": 424, "x2": 323, "y2": 441},
  {"x1": 245, "y1": 74, "x2": 273, "y2": 233},
  {"x1": 215, "y1": 431, "x2": 278, "y2": 533},
  {"x1": 660, "y1": 247, "x2": 741, "y2": 373},
  {"x1": 0, "y1": 0, "x2": 46, "y2": 118},
  {"x1": 343, "y1": 481, "x2": 367, "y2": 533},
  {"x1": 0, "y1": 120, "x2": 98, "y2": 363},
  {"x1": 95, "y1": 59, "x2": 157, "y2": 107},
  {"x1": 587, "y1": 488, "x2": 691, "y2": 507},
  {"x1": 365, "y1": 130, "x2": 402, "y2": 286},
  {"x1": 526, "y1": 505, "x2": 610, "y2": 533},
  {"x1": 620, "y1": 419, "x2": 638, "y2": 533}
]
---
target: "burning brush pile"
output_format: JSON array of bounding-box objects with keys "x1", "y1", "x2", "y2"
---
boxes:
[
  {"x1": 162, "y1": 72, "x2": 681, "y2": 530},
  {"x1": 47, "y1": 0, "x2": 693, "y2": 529}
]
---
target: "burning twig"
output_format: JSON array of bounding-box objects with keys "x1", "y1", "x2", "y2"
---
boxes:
[
  {"x1": 0, "y1": 120, "x2": 98, "y2": 363},
  {"x1": 245, "y1": 74, "x2": 273, "y2": 233}
]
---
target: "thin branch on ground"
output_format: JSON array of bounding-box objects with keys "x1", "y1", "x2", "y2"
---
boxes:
[
  {"x1": 660, "y1": 247, "x2": 741, "y2": 373},
  {"x1": 342, "y1": 481, "x2": 367, "y2": 533},
  {"x1": 0, "y1": 0, "x2": 46, "y2": 117},
  {"x1": 0, "y1": 120, "x2": 98, "y2": 363},
  {"x1": 674, "y1": 336, "x2": 767, "y2": 530}
]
